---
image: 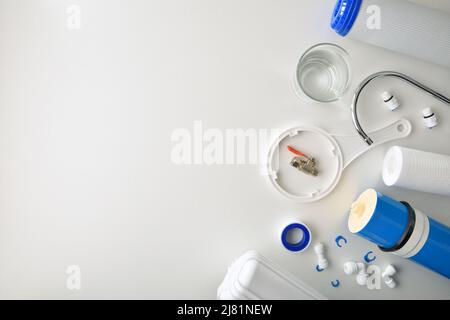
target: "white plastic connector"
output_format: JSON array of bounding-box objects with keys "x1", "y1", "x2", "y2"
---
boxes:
[
  {"x1": 314, "y1": 243, "x2": 328, "y2": 270},
  {"x1": 382, "y1": 264, "x2": 396, "y2": 278},
  {"x1": 356, "y1": 271, "x2": 369, "y2": 286},
  {"x1": 384, "y1": 277, "x2": 396, "y2": 289},
  {"x1": 343, "y1": 261, "x2": 356, "y2": 275},
  {"x1": 343, "y1": 261, "x2": 368, "y2": 286},
  {"x1": 382, "y1": 265, "x2": 397, "y2": 289},
  {"x1": 343, "y1": 261, "x2": 362, "y2": 275},
  {"x1": 422, "y1": 107, "x2": 438, "y2": 129},
  {"x1": 382, "y1": 91, "x2": 400, "y2": 111}
]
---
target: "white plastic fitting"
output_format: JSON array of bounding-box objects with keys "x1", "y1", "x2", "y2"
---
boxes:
[
  {"x1": 382, "y1": 91, "x2": 400, "y2": 111},
  {"x1": 384, "y1": 277, "x2": 396, "y2": 289},
  {"x1": 422, "y1": 107, "x2": 438, "y2": 129},
  {"x1": 382, "y1": 265, "x2": 397, "y2": 289},
  {"x1": 343, "y1": 261, "x2": 363, "y2": 275},
  {"x1": 356, "y1": 271, "x2": 369, "y2": 286},
  {"x1": 343, "y1": 261, "x2": 368, "y2": 286},
  {"x1": 314, "y1": 243, "x2": 328, "y2": 270}
]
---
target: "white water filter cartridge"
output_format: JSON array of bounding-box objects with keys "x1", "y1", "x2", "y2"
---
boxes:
[
  {"x1": 331, "y1": 0, "x2": 450, "y2": 68},
  {"x1": 382, "y1": 146, "x2": 450, "y2": 197}
]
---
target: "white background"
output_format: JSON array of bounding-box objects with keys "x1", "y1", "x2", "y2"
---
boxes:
[{"x1": 0, "y1": 0, "x2": 449, "y2": 299}]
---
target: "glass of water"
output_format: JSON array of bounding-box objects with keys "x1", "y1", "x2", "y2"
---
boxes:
[{"x1": 293, "y1": 43, "x2": 351, "y2": 103}]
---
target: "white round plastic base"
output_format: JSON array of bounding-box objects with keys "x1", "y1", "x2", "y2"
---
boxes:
[{"x1": 267, "y1": 126, "x2": 343, "y2": 203}]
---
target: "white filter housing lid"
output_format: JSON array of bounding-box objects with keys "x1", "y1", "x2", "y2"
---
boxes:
[
  {"x1": 217, "y1": 251, "x2": 327, "y2": 300},
  {"x1": 266, "y1": 126, "x2": 343, "y2": 203}
]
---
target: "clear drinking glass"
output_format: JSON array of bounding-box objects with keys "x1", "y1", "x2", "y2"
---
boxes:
[{"x1": 293, "y1": 43, "x2": 351, "y2": 103}]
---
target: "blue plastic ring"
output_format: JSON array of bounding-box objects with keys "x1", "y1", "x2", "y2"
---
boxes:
[
  {"x1": 331, "y1": 0, "x2": 363, "y2": 36},
  {"x1": 281, "y1": 223, "x2": 312, "y2": 252}
]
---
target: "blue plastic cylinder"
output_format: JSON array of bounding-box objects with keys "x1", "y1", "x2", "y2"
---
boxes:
[
  {"x1": 410, "y1": 218, "x2": 450, "y2": 278},
  {"x1": 350, "y1": 190, "x2": 450, "y2": 279},
  {"x1": 356, "y1": 192, "x2": 409, "y2": 249}
]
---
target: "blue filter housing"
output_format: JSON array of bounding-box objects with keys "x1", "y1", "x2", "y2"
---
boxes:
[{"x1": 348, "y1": 189, "x2": 450, "y2": 279}]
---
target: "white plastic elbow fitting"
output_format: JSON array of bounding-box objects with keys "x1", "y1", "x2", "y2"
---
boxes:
[
  {"x1": 381, "y1": 91, "x2": 400, "y2": 111},
  {"x1": 382, "y1": 265, "x2": 397, "y2": 289},
  {"x1": 343, "y1": 261, "x2": 368, "y2": 286},
  {"x1": 314, "y1": 243, "x2": 328, "y2": 270},
  {"x1": 343, "y1": 261, "x2": 364, "y2": 275}
]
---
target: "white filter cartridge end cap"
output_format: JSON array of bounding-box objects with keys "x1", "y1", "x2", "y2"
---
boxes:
[
  {"x1": 422, "y1": 108, "x2": 433, "y2": 117},
  {"x1": 382, "y1": 146, "x2": 403, "y2": 186}
]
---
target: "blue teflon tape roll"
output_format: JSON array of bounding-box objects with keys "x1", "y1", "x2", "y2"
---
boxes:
[{"x1": 281, "y1": 223, "x2": 312, "y2": 252}]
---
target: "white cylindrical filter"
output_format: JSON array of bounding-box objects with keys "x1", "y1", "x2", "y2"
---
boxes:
[
  {"x1": 382, "y1": 146, "x2": 450, "y2": 196},
  {"x1": 331, "y1": 0, "x2": 450, "y2": 68}
]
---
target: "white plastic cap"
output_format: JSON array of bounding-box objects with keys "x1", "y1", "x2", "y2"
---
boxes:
[
  {"x1": 422, "y1": 108, "x2": 438, "y2": 128},
  {"x1": 381, "y1": 91, "x2": 400, "y2": 111},
  {"x1": 381, "y1": 91, "x2": 392, "y2": 101},
  {"x1": 422, "y1": 107, "x2": 433, "y2": 117}
]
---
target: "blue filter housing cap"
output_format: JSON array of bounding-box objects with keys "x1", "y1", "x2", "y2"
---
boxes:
[{"x1": 331, "y1": 0, "x2": 363, "y2": 36}]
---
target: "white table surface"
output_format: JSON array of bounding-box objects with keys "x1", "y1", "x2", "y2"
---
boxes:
[{"x1": 0, "y1": 0, "x2": 449, "y2": 299}]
